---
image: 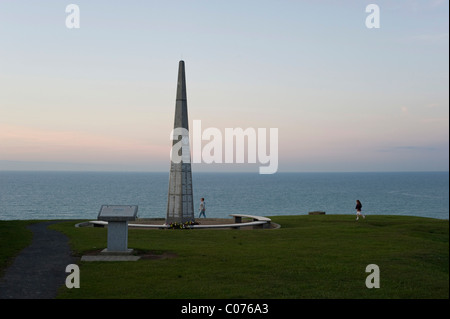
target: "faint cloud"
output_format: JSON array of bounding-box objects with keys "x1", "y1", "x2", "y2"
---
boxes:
[
  {"x1": 431, "y1": 0, "x2": 446, "y2": 8},
  {"x1": 378, "y1": 146, "x2": 438, "y2": 152},
  {"x1": 405, "y1": 0, "x2": 448, "y2": 11},
  {"x1": 421, "y1": 117, "x2": 449, "y2": 123},
  {"x1": 407, "y1": 33, "x2": 449, "y2": 45},
  {"x1": 0, "y1": 124, "x2": 165, "y2": 162}
]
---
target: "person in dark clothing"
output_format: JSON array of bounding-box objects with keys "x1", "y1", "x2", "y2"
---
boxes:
[{"x1": 355, "y1": 199, "x2": 365, "y2": 220}]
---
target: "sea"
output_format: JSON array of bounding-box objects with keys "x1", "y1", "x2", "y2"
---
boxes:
[{"x1": 0, "y1": 171, "x2": 448, "y2": 220}]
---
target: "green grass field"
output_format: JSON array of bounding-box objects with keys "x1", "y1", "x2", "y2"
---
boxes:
[
  {"x1": 0, "y1": 220, "x2": 34, "y2": 278},
  {"x1": 1, "y1": 215, "x2": 448, "y2": 299}
]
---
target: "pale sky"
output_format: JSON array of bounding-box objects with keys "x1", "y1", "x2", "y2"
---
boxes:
[{"x1": 0, "y1": 0, "x2": 448, "y2": 172}]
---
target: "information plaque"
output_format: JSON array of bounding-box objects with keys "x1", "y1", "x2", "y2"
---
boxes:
[{"x1": 98, "y1": 205, "x2": 138, "y2": 222}]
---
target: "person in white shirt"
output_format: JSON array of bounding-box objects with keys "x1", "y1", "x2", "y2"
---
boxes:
[{"x1": 199, "y1": 198, "x2": 206, "y2": 218}]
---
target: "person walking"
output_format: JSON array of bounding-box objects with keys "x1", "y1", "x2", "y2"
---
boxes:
[
  {"x1": 355, "y1": 200, "x2": 365, "y2": 220},
  {"x1": 199, "y1": 198, "x2": 206, "y2": 218}
]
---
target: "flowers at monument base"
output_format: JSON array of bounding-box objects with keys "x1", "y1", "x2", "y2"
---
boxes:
[{"x1": 168, "y1": 221, "x2": 199, "y2": 229}]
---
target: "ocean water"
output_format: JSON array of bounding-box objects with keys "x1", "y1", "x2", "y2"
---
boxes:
[{"x1": 0, "y1": 171, "x2": 448, "y2": 220}]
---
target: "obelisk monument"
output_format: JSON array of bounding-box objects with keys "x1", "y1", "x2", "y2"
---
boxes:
[{"x1": 166, "y1": 61, "x2": 195, "y2": 224}]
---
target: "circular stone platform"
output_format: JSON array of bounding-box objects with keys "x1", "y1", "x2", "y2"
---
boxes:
[{"x1": 76, "y1": 217, "x2": 279, "y2": 230}]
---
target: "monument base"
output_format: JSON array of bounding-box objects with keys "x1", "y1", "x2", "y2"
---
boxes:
[
  {"x1": 100, "y1": 248, "x2": 134, "y2": 255},
  {"x1": 81, "y1": 249, "x2": 140, "y2": 261}
]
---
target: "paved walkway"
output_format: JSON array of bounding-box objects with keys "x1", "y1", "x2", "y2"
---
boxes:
[{"x1": 0, "y1": 221, "x2": 76, "y2": 299}]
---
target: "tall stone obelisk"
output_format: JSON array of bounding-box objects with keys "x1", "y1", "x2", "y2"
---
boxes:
[{"x1": 166, "y1": 60, "x2": 195, "y2": 224}]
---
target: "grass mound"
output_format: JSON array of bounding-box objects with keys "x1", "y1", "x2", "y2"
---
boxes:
[
  {"x1": 51, "y1": 215, "x2": 448, "y2": 299},
  {"x1": 1, "y1": 215, "x2": 447, "y2": 299}
]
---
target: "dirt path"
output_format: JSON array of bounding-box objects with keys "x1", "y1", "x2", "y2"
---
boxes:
[{"x1": 0, "y1": 221, "x2": 76, "y2": 299}]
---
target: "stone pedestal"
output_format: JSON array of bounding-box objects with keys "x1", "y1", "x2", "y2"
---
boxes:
[
  {"x1": 105, "y1": 221, "x2": 130, "y2": 253},
  {"x1": 97, "y1": 205, "x2": 138, "y2": 254}
]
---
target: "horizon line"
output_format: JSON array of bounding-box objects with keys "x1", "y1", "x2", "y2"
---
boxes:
[{"x1": 0, "y1": 169, "x2": 448, "y2": 174}]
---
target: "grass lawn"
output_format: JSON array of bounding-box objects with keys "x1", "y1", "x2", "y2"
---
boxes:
[
  {"x1": 45, "y1": 215, "x2": 449, "y2": 299},
  {"x1": 0, "y1": 220, "x2": 34, "y2": 278}
]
